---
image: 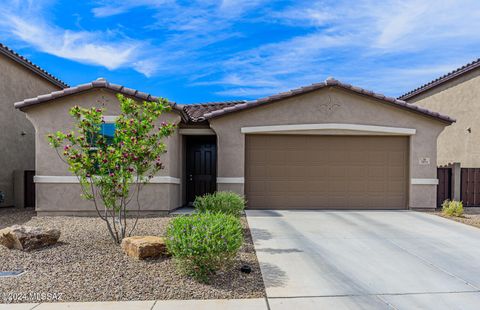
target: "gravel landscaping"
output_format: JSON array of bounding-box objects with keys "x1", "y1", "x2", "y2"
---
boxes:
[
  {"x1": 433, "y1": 207, "x2": 480, "y2": 229},
  {"x1": 0, "y1": 208, "x2": 265, "y2": 303}
]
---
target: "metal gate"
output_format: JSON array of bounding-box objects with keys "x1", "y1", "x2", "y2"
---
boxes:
[
  {"x1": 437, "y1": 167, "x2": 452, "y2": 207},
  {"x1": 461, "y1": 168, "x2": 480, "y2": 207}
]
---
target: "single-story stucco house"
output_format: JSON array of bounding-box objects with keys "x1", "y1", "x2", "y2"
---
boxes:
[
  {"x1": 14, "y1": 77, "x2": 454, "y2": 215},
  {"x1": 0, "y1": 43, "x2": 68, "y2": 208}
]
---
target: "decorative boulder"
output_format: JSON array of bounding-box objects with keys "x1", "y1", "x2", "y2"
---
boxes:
[
  {"x1": 0, "y1": 225, "x2": 60, "y2": 251},
  {"x1": 121, "y1": 236, "x2": 167, "y2": 260}
]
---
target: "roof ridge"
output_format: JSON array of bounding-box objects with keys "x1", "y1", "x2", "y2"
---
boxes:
[
  {"x1": 0, "y1": 43, "x2": 69, "y2": 89},
  {"x1": 200, "y1": 77, "x2": 455, "y2": 124},
  {"x1": 399, "y1": 58, "x2": 480, "y2": 100}
]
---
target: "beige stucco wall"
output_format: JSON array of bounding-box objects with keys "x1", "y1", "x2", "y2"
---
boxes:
[
  {"x1": 210, "y1": 87, "x2": 448, "y2": 209},
  {"x1": 0, "y1": 55, "x2": 62, "y2": 207},
  {"x1": 23, "y1": 89, "x2": 183, "y2": 215},
  {"x1": 408, "y1": 69, "x2": 480, "y2": 167}
]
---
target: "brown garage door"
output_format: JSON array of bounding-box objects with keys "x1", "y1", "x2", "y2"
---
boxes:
[{"x1": 245, "y1": 135, "x2": 408, "y2": 209}]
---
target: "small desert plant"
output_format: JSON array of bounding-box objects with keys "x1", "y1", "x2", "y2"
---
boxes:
[
  {"x1": 194, "y1": 191, "x2": 245, "y2": 217},
  {"x1": 166, "y1": 212, "x2": 244, "y2": 282},
  {"x1": 442, "y1": 199, "x2": 464, "y2": 217}
]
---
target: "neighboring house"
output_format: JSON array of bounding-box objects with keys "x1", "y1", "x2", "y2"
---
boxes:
[
  {"x1": 15, "y1": 77, "x2": 454, "y2": 214},
  {"x1": 399, "y1": 59, "x2": 480, "y2": 167},
  {"x1": 0, "y1": 43, "x2": 68, "y2": 208}
]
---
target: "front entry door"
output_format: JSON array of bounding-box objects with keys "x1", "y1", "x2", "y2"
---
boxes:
[{"x1": 186, "y1": 136, "x2": 217, "y2": 205}]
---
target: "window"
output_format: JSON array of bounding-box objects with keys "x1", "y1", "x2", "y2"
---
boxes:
[
  {"x1": 100, "y1": 123, "x2": 116, "y2": 145},
  {"x1": 86, "y1": 118, "x2": 117, "y2": 147},
  {"x1": 86, "y1": 118, "x2": 117, "y2": 175}
]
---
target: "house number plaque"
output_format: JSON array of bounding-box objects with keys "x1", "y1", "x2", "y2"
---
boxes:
[{"x1": 419, "y1": 157, "x2": 430, "y2": 165}]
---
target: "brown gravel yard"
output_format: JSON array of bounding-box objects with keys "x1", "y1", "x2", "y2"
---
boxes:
[
  {"x1": 0, "y1": 208, "x2": 265, "y2": 303},
  {"x1": 432, "y1": 207, "x2": 480, "y2": 229}
]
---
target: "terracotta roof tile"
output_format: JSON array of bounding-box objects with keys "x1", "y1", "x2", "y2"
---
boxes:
[
  {"x1": 399, "y1": 58, "x2": 480, "y2": 100},
  {"x1": 183, "y1": 101, "x2": 247, "y2": 122},
  {"x1": 0, "y1": 43, "x2": 68, "y2": 89}
]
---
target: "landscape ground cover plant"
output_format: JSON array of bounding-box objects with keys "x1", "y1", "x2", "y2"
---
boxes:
[
  {"x1": 432, "y1": 207, "x2": 480, "y2": 229},
  {"x1": 166, "y1": 212, "x2": 244, "y2": 282},
  {"x1": 441, "y1": 199, "x2": 464, "y2": 217},
  {"x1": 194, "y1": 191, "x2": 246, "y2": 217}
]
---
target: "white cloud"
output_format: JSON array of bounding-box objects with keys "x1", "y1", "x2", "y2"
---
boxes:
[
  {"x1": 7, "y1": 16, "x2": 138, "y2": 70},
  {"x1": 1, "y1": 0, "x2": 479, "y2": 98},
  {"x1": 0, "y1": 0, "x2": 160, "y2": 75},
  {"x1": 215, "y1": 86, "x2": 281, "y2": 97},
  {"x1": 91, "y1": 0, "x2": 170, "y2": 17},
  {"x1": 198, "y1": 0, "x2": 480, "y2": 97}
]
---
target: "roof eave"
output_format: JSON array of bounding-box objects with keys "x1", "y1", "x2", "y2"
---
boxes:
[
  {"x1": 399, "y1": 58, "x2": 480, "y2": 101},
  {"x1": 0, "y1": 44, "x2": 68, "y2": 89},
  {"x1": 14, "y1": 81, "x2": 185, "y2": 120},
  {"x1": 202, "y1": 81, "x2": 455, "y2": 124}
]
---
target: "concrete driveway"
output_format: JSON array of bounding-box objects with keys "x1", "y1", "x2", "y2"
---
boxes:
[{"x1": 246, "y1": 210, "x2": 480, "y2": 310}]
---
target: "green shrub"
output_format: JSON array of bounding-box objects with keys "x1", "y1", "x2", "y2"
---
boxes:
[
  {"x1": 166, "y1": 212, "x2": 244, "y2": 282},
  {"x1": 194, "y1": 191, "x2": 245, "y2": 217},
  {"x1": 442, "y1": 199, "x2": 464, "y2": 217}
]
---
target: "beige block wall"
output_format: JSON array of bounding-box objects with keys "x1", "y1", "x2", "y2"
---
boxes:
[
  {"x1": 408, "y1": 69, "x2": 480, "y2": 167},
  {"x1": 210, "y1": 87, "x2": 448, "y2": 209},
  {"x1": 24, "y1": 89, "x2": 183, "y2": 214},
  {"x1": 0, "y1": 56, "x2": 62, "y2": 207}
]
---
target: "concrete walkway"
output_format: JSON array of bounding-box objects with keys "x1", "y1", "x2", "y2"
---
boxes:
[
  {"x1": 246, "y1": 210, "x2": 480, "y2": 309},
  {"x1": 0, "y1": 299, "x2": 268, "y2": 309}
]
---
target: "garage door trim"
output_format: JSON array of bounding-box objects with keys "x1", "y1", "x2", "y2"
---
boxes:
[{"x1": 241, "y1": 123, "x2": 416, "y2": 135}]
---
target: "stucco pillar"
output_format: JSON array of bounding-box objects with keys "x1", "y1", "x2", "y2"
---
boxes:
[{"x1": 451, "y1": 162, "x2": 461, "y2": 201}]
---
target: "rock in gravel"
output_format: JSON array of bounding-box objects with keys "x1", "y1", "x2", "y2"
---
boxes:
[
  {"x1": 0, "y1": 225, "x2": 60, "y2": 251},
  {"x1": 121, "y1": 236, "x2": 167, "y2": 259}
]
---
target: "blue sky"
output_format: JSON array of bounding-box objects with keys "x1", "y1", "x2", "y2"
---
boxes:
[{"x1": 0, "y1": 0, "x2": 479, "y2": 103}]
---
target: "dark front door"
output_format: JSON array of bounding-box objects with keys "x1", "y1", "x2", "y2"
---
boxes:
[{"x1": 186, "y1": 136, "x2": 217, "y2": 204}]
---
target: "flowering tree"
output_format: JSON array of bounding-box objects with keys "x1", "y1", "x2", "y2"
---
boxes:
[{"x1": 48, "y1": 94, "x2": 176, "y2": 243}]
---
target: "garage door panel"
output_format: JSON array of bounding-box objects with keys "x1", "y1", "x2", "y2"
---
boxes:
[
  {"x1": 388, "y1": 181, "x2": 405, "y2": 192},
  {"x1": 348, "y1": 181, "x2": 368, "y2": 192},
  {"x1": 245, "y1": 135, "x2": 408, "y2": 210},
  {"x1": 369, "y1": 151, "x2": 389, "y2": 164},
  {"x1": 304, "y1": 181, "x2": 329, "y2": 192},
  {"x1": 327, "y1": 166, "x2": 348, "y2": 178},
  {"x1": 389, "y1": 166, "x2": 406, "y2": 177},
  {"x1": 308, "y1": 166, "x2": 328, "y2": 177},
  {"x1": 389, "y1": 152, "x2": 406, "y2": 163},
  {"x1": 368, "y1": 181, "x2": 387, "y2": 192}
]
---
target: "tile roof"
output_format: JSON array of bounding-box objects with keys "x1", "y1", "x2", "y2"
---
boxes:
[
  {"x1": 399, "y1": 58, "x2": 480, "y2": 100},
  {"x1": 198, "y1": 77, "x2": 455, "y2": 124},
  {"x1": 15, "y1": 77, "x2": 455, "y2": 124},
  {"x1": 14, "y1": 78, "x2": 184, "y2": 117},
  {"x1": 0, "y1": 43, "x2": 68, "y2": 89},
  {"x1": 183, "y1": 101, "x2": 247, "y2": 122}
]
